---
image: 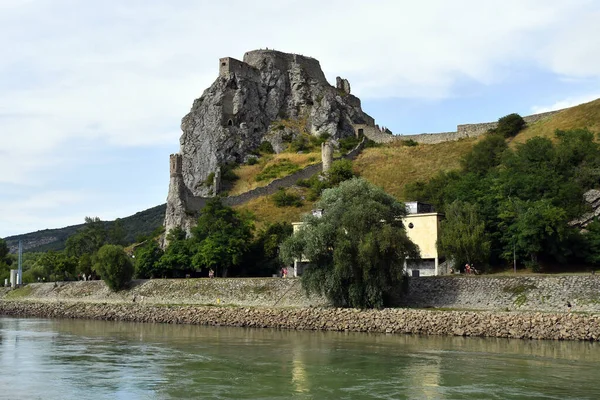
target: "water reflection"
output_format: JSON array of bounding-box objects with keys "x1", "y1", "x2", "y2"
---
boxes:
[{"x1": 1, "y1": 317, "x2": 599, "y2": 399}]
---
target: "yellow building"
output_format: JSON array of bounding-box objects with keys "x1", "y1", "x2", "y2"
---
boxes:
[
  {"x1": 291, "y1": 203, "x2": 445, "y2": 277},
  {"x1": 402, "y1": 205, "x2": 443, "y2": 277}
]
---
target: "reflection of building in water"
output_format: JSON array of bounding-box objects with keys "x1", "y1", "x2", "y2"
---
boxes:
[
  {"x1": 404, "y1": 354, "x2": 442, "y2": 399},
  {"x1": 291, "y1": 345, "x2": 309, "y2": 393}
]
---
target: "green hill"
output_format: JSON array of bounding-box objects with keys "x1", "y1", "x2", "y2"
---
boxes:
[{"x1": 4, "y1": 204, "x2": 166, "y2": 253}]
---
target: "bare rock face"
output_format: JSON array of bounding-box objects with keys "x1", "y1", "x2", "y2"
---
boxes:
[
  {"x1": 164, "y1": 50, "x2": 375, "y2": 240},
  {"x1": 178, "y1": 49, "x2": 373, "y2": 197},
  {"x1": 570, "y1": 189, "x2": 600, "y2": 229}
]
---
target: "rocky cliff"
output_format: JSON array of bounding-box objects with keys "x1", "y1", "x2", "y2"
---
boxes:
[
  {"x1": 178, "y1": 49, "x2": 374, "y2": 197},
  {"x1": 165, "y1": 50, "x2": 375, "y2": 236}
]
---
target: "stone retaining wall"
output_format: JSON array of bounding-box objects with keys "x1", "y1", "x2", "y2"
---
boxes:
[
  {"x1": 0, "y1": 278, "x2": 328, "y2": 308},
  {"x1": 402, "y1": 275, "x2": 600, "y2": 312},
  {"x1": 1, "y1": 301, "x2": 599, "y2": 341}
]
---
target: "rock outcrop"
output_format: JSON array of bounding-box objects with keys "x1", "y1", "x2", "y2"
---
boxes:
[
  {"x1": 165, "y1": 49, "x2": 375, "y2": 236},
  {"x1": 179, "y1": 49, "x2": 373, "y2": 197}
]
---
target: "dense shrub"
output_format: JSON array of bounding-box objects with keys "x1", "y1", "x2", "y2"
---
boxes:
[
  {"x1": 495, "y1": 113, "x2": 526, "y2": 138},
  {"x1": 272, "y1": 188, "x2": 303, "y2": 207},
  {"x1": 400, "y1": 139, "x2": 418, "y2": 147},
  {"x1": 339, "y1": 136, "x2": 361, "y2": 152},
  {"x1": 327, "y1": 159, "x2": 355, "y2": 186},
  {"x1": 256, "y1": 141, "x2": 275, "y2": 154},
  {"x1": 94, "y1": 244, "x2": 134, "y2": 291}
]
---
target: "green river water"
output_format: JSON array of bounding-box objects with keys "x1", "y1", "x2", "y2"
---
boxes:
[{"x1": 0, "y1": 316, "x2": 599, "y2": 399}]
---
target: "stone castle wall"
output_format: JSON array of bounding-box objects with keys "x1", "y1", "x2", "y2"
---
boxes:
[
  {"x1": 363, "y1": 109, "x2": 563, "y2": 145},
  {"x1": 243, "y1": 50, "x2": 327, "y2": 83}
]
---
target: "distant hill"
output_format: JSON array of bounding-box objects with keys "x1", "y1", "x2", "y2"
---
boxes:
[{"x1": 4, "y1": 204, "x2": 166, "y2": 253}]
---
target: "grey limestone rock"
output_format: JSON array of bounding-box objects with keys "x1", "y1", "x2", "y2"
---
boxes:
[
  {"x1": 178, "y1": 49, "x2": 373, "y2": 197},
  {"x1": 164, "y1": 49, "x2": 375, "y2": 238}
]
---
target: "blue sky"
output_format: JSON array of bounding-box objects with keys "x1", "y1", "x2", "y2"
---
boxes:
[{"x1": 2, "y1": 0, "x2": 600, "y2": 238}]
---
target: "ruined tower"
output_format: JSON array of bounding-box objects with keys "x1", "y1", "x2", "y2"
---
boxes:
[{"x1": 321, "y1": 141, "x2": 334, "y2": 173}]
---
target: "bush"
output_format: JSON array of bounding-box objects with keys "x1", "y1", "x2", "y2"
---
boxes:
[
  {"x1": 401, "y1": 139, "x2": 418, "y2": 147},
  {"x1": 496, "y1": 113, "x2": 525, "y2": 138},
  {"x1": 272, "y1": 188, "x2": 303, "y2": 207},
  {"x1": 290, "y1": 135, "x2": 311, "y2": 152},
  {"x1": 327, "y1": 159, "x2": 356, "y2": 186},
  {"x1": 339, "y1": 136, "x2": 361, "y2": 153},
  {"x1": 256, "y1": 141, "x2": 275, "y2": 154},
  {"x1": 247, "y1": 157, "x2": 259, "y2": 165},
  {"x1": 221, "y1": 162, "x2": 239, "y2": 182},
  {"x1": 255, "y1": 159, "x2": 300, "y2": 182},
  {"x1": 94, "y1": 244, "x2": 134, "y2": 291}
]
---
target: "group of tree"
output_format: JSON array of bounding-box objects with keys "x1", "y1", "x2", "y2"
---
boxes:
[
  {"x1": 0, "y1": 238, "x2": 14, "y2": 284},
  {"x1": 280, "y1": 178, "x2": 419, "y2": 309},
  {"x1": 134, "y1": 200, "x2": 294, "y2": 279},
  {"x1": 406, "y1": 125, "x2": 600, "y2": 271},
  {"x1": 6, "y1": 217, "x2": 134, "y2": 289}
]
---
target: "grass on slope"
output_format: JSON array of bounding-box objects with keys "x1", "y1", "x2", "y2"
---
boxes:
[
  {"x1": 235, "y1": 187, "x2": 315, "y2": 230},
  {"x1": 513, "y1": 98, "x2": 600, "y2": 145},
  {"x1": 353, "y1": 138, "x2": 478, "y2": 200},
  {"x1": 228, "y1": 151, "x2": 320, "y2": 195}
]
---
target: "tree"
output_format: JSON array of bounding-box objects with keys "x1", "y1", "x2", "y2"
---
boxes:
[
  {"x1": 158, "y1": 228, "x2": 192, "y2": 278},
  {"x1": 241, "y1": 222, "x2": 293, "y2": 276},
  {"x1": 280, "y1": 178, "x2": 419, "y2": 309},
  {"x1": 461, "y1": 133, "x2": 507, "y2": 176},
  {"x1": 107, "y1": 218, "x2": 127, "y2": 246},
  {"x1": 0, "y1": 238, "x2": 13, "y2": 283},
  {"x1": 65, "y1": 217, "x2": 107, "y2": 257},
  {"x1": 499, "y1": 199, "x2": 570, "y2": 268},
  {"x1": 36, "y1": 251, "x2": 77, "y2": 281},
  {"x1": 495, "y1": 113, "x2": 525, "y2": 138},
  {"x1": 134, "y1": 240, "x2": 164, "y2": 278},
  {"x1": 437, "y1": 200, "x2": 491, "y2": 270},
  {"x1": 94, "y1": 244, "x2": 134, "y2": 291},
  {"x1": 190, "y1": 199, "x2": 254, "y2": 277}
]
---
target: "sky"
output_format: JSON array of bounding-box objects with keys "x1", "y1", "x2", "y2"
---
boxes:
[{"x1": 2, "y1": 0, "x2": 600, "y2": 238}]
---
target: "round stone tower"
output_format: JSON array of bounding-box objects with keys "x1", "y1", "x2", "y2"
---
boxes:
[{"x1": 321, "y1": 141, "x2": 334, "y2": 173}]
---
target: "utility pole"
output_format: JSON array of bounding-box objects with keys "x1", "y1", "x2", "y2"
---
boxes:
[{"x1": 18, "y1": 240, "x2": 23, "y2": 286}]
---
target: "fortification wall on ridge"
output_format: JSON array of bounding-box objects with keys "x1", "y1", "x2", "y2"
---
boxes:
[
  {"x1": 243, "y1": 49, "x2": 327, "y2": 83},
  {"x1": 189, "y1": 138, "x2": 366, "y2": 210},
  {"x1": 363, "y1": 109, "x2": 563, "y2": 145}
]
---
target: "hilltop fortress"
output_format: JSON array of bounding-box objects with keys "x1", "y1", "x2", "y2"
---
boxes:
[{"x1": 165, "y1": 49, "x2": 561, "y2": 237}]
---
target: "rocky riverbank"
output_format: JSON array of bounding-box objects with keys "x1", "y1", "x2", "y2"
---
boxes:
[{"x1": 1, "y1": 300, "x2": 599, "y2": 341}]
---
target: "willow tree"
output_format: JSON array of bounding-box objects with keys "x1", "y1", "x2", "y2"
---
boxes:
[{"x1": 280, "y1": 178, "x2": 419, "y2": 309}]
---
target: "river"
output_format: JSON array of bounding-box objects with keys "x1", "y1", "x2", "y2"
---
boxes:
[{"x1": 0, "y1": 317, "x2": 599, "y2": 399}]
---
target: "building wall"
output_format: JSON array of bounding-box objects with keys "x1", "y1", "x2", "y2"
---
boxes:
[{"x1": 403, "y1": 213, "x2": 440, "y2": 260}]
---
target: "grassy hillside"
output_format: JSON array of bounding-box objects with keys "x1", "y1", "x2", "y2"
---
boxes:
[
  {"x1": 353, "y1": 138, "x2": 478, "y2": 200},
  {"x1": 228, "y1": 151, "x2": 320, "y2": 195},
  {"x1": 513, "y1": 98, "x2": 600, "y2": 145}
]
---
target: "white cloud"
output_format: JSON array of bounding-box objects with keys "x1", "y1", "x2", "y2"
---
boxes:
[
  {"x1": 2, "y1": 0, "x2": 600, "y2": 235},
  {"x1": 531, "y1": 93, "x2": 600, "y2": 113}
]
